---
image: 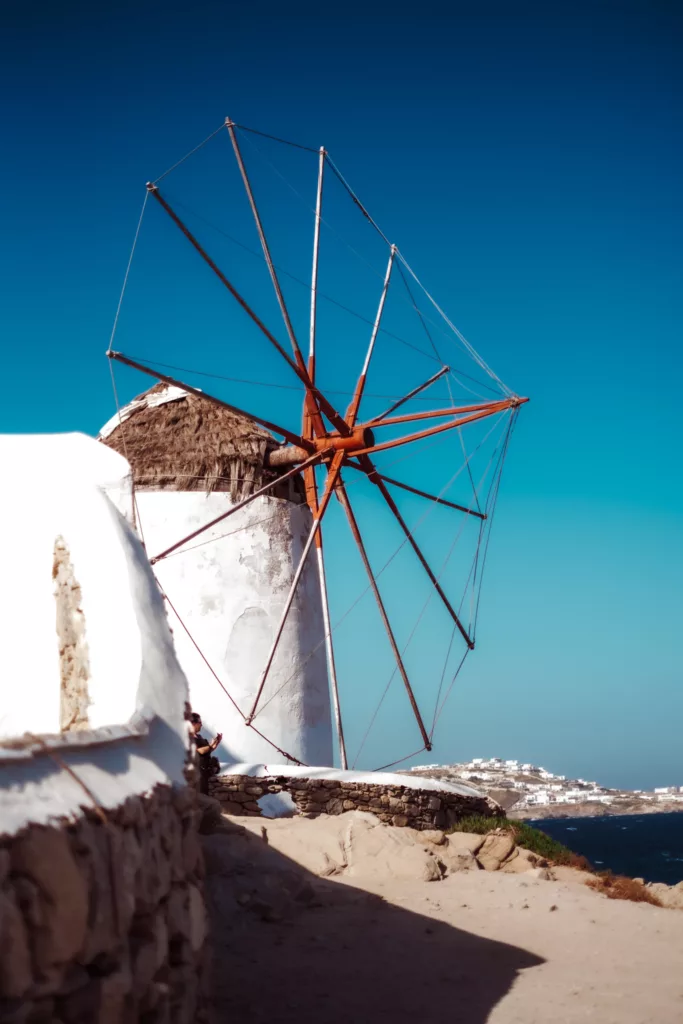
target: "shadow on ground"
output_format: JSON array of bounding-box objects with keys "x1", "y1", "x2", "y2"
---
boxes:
[{"x1": 201, "y1": 819, "x2": 545, "y2": 1024}]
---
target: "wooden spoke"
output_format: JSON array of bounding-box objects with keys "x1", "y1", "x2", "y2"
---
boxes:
[
  {"x1": 353, "y1": 401, "x2": 519, "y2": 457},
  {"x1": 225, "y1": 120, "x2": 326, "y2": 439},
  {"x1": 357, "y1": 454, "x2": 475, "y2": 650},
  {"x1": 334, "y1": 476, "x2": 432, "y2": 751},
  {"x1": 302, "y1": 145, "x2": 326, "y2": 438},
  {"x1": 345, "y1": 246, "x2": 396, "y2": 428},
  {"x1": 145, "y1": 184, "x2": 350, "y2": 438},
  {"x1": 367, "y1": 399, "x2": 512, "y2": 428},
  {"x1": 344, "y1": 462, "x2": 486, "y2": 520},
  {"x1": 370, "y1": 366, "x2": 450, "y2": 424},
  {"x1": 309, "y1": 147, "x2": 325, "y2": 373}
]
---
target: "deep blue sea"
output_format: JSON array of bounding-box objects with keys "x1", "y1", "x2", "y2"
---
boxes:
[{"x1": 529, "y1": 812, "x2": 683, "y2": 885}]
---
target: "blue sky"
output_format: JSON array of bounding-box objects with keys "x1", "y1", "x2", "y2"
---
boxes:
[{"x1": 2, "y1": 1, "x2": 681, "y2": 788}]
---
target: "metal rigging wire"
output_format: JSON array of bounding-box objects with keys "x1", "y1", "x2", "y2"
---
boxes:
[{"x1": 105, "y1": 117, "x2": 524, "y2": 771}]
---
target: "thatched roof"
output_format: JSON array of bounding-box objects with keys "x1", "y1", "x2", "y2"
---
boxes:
[{"x1": 99, "y1": 384, "x2": 304, "y2": 502}]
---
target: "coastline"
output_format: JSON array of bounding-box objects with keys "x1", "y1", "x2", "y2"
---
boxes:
[
  {"x1": 509, "y1": 801, "x2": 683, "y2": 821},
  {"x1": 515, "y1": 810, "x2": 683, "y2": 886}
]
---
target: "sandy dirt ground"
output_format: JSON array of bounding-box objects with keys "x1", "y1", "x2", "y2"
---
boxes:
[{"x1": 202, "y1": 814, "x2": 683, "y2": 1024}]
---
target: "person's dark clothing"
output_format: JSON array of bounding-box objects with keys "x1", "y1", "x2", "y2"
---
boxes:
[{"x1": 192, "y1": 733, "x2": 212, "y2": 794}]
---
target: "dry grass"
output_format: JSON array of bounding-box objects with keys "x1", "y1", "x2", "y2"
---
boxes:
[
  {"x1": 587, "y1": 872, "x2": 663, "y2": 907},
  {"x1": 102, "y1": 383, "x2": 302, "y2": 501}
]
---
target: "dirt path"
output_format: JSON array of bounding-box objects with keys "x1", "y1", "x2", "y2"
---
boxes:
[{"x1": 202, "y1": 819, "x2": 683, "y2": 1023}]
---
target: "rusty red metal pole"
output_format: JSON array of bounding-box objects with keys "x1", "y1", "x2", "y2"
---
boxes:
[
  {"x1": 354, "y1": 402, "x2": 516, "y2": 456},
  {"x1": 334, "y1": 477, "x2": 432, "y2": 751},
  {"x1": 344, "y1": 463, "x2": 486, "y2": 520},
  {"x1": 149, "y1": 452, "x2": 324, "y2": 565},
  {"x1": 145, "y1": 184, "x2": 350, "y2": 438},
  {"x1": 367, "y1": 399, "x2": 511, "y2": 428},
  {"x1": 357, "y1": 454, "x2": 475, "y2": 650},
  {"x1": 225, "y1": 119, "x2": 326, "y2": 440}
]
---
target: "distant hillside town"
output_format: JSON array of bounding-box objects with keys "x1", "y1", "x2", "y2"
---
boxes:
[{"x1": 401, "y1": 758, "x2": 683, "y2": 818}]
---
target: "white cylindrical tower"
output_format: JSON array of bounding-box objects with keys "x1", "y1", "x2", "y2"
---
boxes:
[{"x1": 100, "y1": 384, "x2": 333, "y2": 767}]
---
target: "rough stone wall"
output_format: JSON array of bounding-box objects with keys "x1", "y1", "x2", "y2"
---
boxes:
[
  {"x1": 0, "y1": 784, "x2": 208, "y2": 1024},
  {"x1": 210, "y1": 774, "x2": 502, "y2": 830},
  {"x1": 53, "y1": 536, "x2": 91, "y2": 733}
]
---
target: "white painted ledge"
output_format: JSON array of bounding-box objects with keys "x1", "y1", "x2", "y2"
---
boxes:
[{"x1": 218, "y1": 763, "x2": 485, "y2": 800}]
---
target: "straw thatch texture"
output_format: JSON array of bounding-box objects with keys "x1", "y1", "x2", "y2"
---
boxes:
[{"x1": 101, "y1": 384, "x2": 304, "y2": 502}]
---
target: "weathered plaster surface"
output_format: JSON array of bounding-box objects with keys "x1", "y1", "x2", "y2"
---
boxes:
[
  {"x1": 218, "y1": 763, "x2": 486, "y2": 799},
  {"x1": 54, "y1": 535, "x2": 92, "y2": 731},
  {"x1": 132, "y1": 491, "x2": 333, "y2": 767},
  {"x1": 0, "y1": 433, "x2": 189, "y2": 833}
]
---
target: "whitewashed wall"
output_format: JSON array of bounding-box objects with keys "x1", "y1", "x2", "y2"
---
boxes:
[
  {"x1": 133, "y1": 491, "x2": 333, "y2": 768},
  {"x1": 0, "y1": 433, "x2": 189, "y2": 833}
]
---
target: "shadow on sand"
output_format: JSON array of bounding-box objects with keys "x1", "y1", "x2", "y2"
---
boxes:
[{"x1": 201, "y1": 819, "x2": 544, "y2": 1024}]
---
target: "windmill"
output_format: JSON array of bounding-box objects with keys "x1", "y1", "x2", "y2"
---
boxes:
[{"x1": 105, "y1": 118, "x2": 528, "y2": 772}]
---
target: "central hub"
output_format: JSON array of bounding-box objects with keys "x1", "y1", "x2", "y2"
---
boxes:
[{"x1": 315, "y1": 425, "x2": 375, "y2": 455}]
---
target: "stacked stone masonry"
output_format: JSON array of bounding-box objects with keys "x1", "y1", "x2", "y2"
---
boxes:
[
  {"x1": 210, "y1": 774, "x2": 502, "y2": 829},
  {"x1": 0, "y1": 785, "x2": 208, "y2": 1024}
]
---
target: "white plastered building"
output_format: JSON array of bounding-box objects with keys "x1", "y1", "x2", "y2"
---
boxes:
[
  {"x1": 0, "y1": 433, "x2": 190, "y2": 832},
  {"x1": 100, "y1": 384, "x2": 333, "y2": 768}
]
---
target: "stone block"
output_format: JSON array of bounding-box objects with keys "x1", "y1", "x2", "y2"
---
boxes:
[
  {"x1": 438, "y1": 847, "x2": 478, "y2": 874},
  {"x1": 171, "y1": 786, "x2": 196, "y2": 817},
  {"x1": 227, "y1": 791, "x2": 250, "y2": 804},
  {"x1": 181, "y1": 830, "x2": 201, "y2": 878},
  {"x1": 131, "y1": 915, "x2": 167, "y2": 993},
  {"x1": 117, "y1": 828, "x2": 141, "y2": 936},
  {"x1": 0, "y1": 851, "x2": 10, "y2": 886},
  {"x1": 168, "y1": 964, "x2": 198, "y2": 1024},
  {"x1": 69, "y1": 820, "x2": 119, "y2": 963},
  {"x1": 10, "y1": 826, "x2": 88, "y2": 972},
  {"x1": 220, "y1": 802, "x2": 247, "y2": 816},
  {"x1": 309, "y1": 789, "x2": 331, "y2": 803},
  {"x1": 416, "y1": 829, "x2": 446, "y2": 846},
  {"x1": 187, "y1": 886, "x2": 206, "y2": 954},
  {"x1": 166, "y1": 886, "x2": 189, "y2": 940},
  {"x1": 501, "y1": 848, "x2": 539, "y2": 874},
  {"x1": 0, "y1": 889, "x2": 32, "y2": 999},
  {"x1": 447, "y1": 832, "x2": 486, "y2": 856},
  {"x1": 477, "y1": 832, "x2": 516, "y2": 871},
  {"x1": 0, "y1": 999, "x2": 30, "y2": 1024},
  {"x1": 392, "y1": 815, "x2": 408, "y2": 827},
  {"x1": 116, "y1": 795, "x2": 146, "y2": 829}
]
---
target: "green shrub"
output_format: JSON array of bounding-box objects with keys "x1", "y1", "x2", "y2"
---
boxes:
[{"x1": 447, "y1": 815, "x2": 591, "y2": 869}]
